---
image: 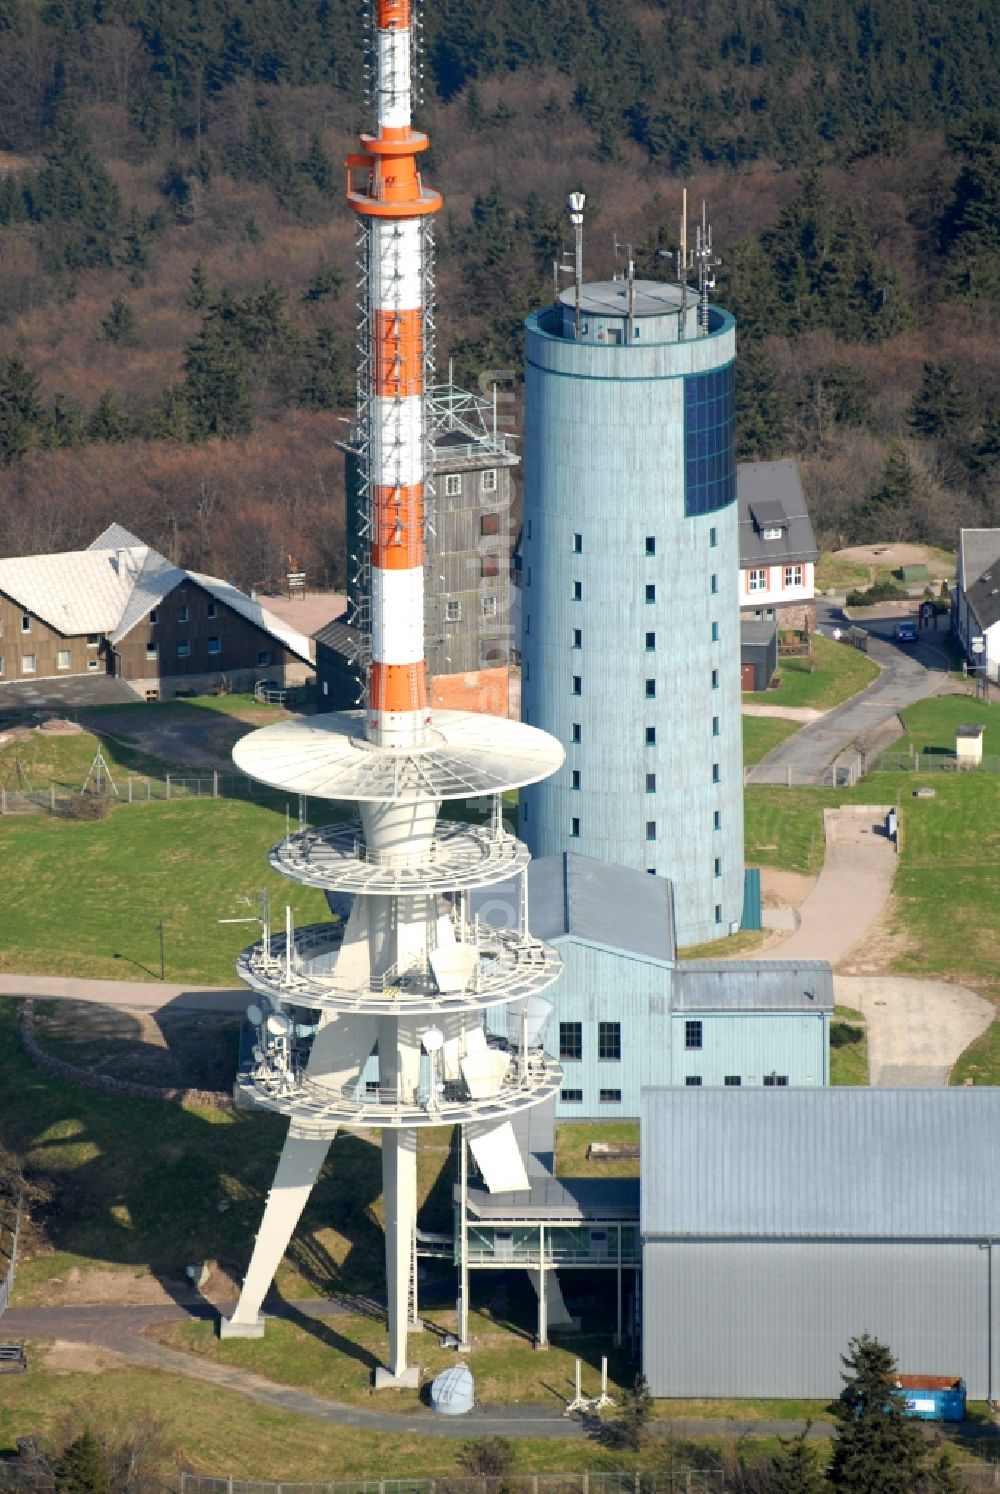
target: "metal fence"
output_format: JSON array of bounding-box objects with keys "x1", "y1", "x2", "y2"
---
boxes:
[
  {"x1": 0, "y1": 1194, "x2": 23, "y2": 1317},
  {"x1": 0, "y1": 771, "x2": 286, "y2": 816},
  {"x1": 872, "y1": 752, "x2": 1000, "y2": 775},
  {"x1": 179, "y1": 1474, "x2": 727, "y2": 1494}
]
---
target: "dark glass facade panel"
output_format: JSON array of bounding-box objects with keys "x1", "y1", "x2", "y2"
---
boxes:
[
  {"x1": 684, "y1": 362, "x2": 736, "y2": 518},
  {"x1": 560, "y1": 1021, "x2": 582, "y2": 1061}
]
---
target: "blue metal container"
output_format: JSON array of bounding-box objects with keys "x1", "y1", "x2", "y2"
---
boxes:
[{"x1": 898, "y1": 1375, "x2": 966, "y2": 1422}]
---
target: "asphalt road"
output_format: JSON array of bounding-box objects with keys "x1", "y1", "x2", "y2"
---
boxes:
[{"x1": 747, "y1": 602, "x2": 949, "y2": 785}]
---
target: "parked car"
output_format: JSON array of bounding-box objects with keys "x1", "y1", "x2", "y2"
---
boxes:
[{"x1": 895, "y1": 621, "x2": 918, "y2": 643}]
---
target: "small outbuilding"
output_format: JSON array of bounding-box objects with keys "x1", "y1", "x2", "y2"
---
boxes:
[
  {"x1": 640, "y1": 1087, "x2": 1000, "y2": 1400},
  {"x1": 740, "y1": 618, "x2": 778, "y2": 692}
]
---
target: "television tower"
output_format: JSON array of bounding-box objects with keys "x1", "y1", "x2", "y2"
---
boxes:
[{"x1": 219, "y1": 0, "x2": 564, "y2": 1387}]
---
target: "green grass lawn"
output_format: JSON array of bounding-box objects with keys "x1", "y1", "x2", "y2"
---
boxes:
[
  {"x1": 555, "y1": 1121, "x2": 640, "y2": 1177},
  {"x1": 897, "y1": 696, "x2": 1000, "y2": 757},
  {"x1": 830, "y1": 1009, "x2": 868, "y2": 1085},
  {"x1": 0, "y1": 725, "x2": 169, "y2": 787},
  {"x1": 742, "y1": 716, "x2": 800, "y2": 766},
  {"x1": 0, "y1": 1001, "x2": 459, "y2": 1305},
  {"x1": 951, "y1": 1021, "x2": 1000, "y2": 1086},
  {"x1": 742, "y1": 635, "x2": 879, "y2": 712},
  {"x1": 814, "y1": 548, "x2": 955, "y2": 593},
  {"x1": 0, "y1": 1359, "x2": 728, "y2": 1479},
  {"x1": 0, "y1": 798, "x2": 334, "y2": 984}
]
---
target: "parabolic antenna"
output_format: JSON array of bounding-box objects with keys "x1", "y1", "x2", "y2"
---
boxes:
[
  {"x1": 266, "y1": 1012, "x2": 292, "y2": 1037},
  {"x1": 246, "y1": 1004, "x2": 263, "y2": 1027}
]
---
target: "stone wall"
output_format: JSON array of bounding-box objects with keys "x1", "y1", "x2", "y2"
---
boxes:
[{"x1": 18, "y1": 999, "x2": 232, "y2": 1110}]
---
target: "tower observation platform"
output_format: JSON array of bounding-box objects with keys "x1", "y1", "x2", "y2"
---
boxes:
[
  {"x1": 519, "y1": 267, "x2": 745, "y2": 946},
  {"x1": 218, "y1": 0, "x2": 564, "y2": 1388}
]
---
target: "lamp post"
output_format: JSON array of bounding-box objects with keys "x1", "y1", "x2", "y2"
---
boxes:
[{"x1": 155, "y1": 920, "x2": 164, "y2": 981}]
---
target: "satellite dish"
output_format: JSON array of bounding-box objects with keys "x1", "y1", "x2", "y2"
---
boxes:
[
  {"x1": 246, "y1": 1004, "x2": 263, "y2": 1027},
  {"x1": 266, "y1": 1013, "x2": 292, "y2": 1037},
  {"x1": 422, "y1": 1025, "x2": 445, "y2": 1053}
]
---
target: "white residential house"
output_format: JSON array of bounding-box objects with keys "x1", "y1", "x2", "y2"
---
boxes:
[
  {"x1": 954, "y1": 528, "x2": 1000, "y2": 684},
  {"x1": 737, "y1": 460, "x2": 818, "y2": 632}
]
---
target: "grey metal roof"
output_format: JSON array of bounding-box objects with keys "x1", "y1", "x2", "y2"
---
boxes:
[
  {"x1": 738, "y1": 460, "x2": 818, "y2": 568},
  {"x1": 641, "y1": 1088, "x2": 1000, "y2": 1239},
  {"x1": 740, "y1": 618, "x2": 778, "y2": 648},
  {"x1": 313, "y1": 615, "x2": 361, "y2": 653},
  {"x1": 966, "y1": 568, "x2": 1000, "y2": 631},
  {"x1": 465, "y1": 1175, "x2": 640, "y2": 1222},
  {"x1": 671, "y1": 959, "x2": 833, "y2": 1012},
  {"x1": 558, "y1": 279, "x2": 685, "y2": 318},
  {"x1": 959, "y1": 528, "x2": 1000, "y2": 590},
  {"x1": 471, "y1": 853, "x2": 675, "y2": 963}
]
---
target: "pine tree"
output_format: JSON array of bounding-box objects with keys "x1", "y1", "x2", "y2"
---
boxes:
[
  {"x1": 44, "y1": 393, "x2": 84, "y2": 448},
  {"x1": 0, "y1": 354, "x2": 44, "y2": 465},
  {"x1": 910, "y1": 362, "x2": 974, "y2": 441},
  {"x1": 186, "y1": 260, "x2": 211, "y2": 310},
  {"x1": 614, "y1": 1372, "x2": 653, "y2": 1450},
  {"x1": 182, "y1": 303, "x2": 253, "y2": 440},
  {"x1": 854, "y1": 443, "x2": 922, "y2": 543},
  {"x1": 54, "y1": 1428, "x2": 108, "y2": 1494},
  {"x1": 100, "y1": 296, "x2": 136, "y2": 346},
  {"x1": 736, "y1": 343, "x2": 790, "y2": 460},
  {"x1": 767, "y1": 1428, "x2": 825, "y2": 1492},
  {"x1": 827, "y1": 1335, "x2": 929, "y2": 1492},
  {"x1": 87, "y1": 390, "x2": 131, "y2": 443}
]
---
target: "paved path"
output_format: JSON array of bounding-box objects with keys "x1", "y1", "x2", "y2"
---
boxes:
[
  {"x1": 835, "y1": 975, "x2": 994, "y2": 1086},
  {"x1": 747, "y1": 605, "x2": 946, "y2": 786},
  {"x1": 742, "y1": 704, "x2": 824, "y2": 723},
  {"x1": 769, "y1": 808, "x2": 898, "y2": 966},
  {"x1": 0, "y1": 973, "x2": 246, "y2": 1012}
]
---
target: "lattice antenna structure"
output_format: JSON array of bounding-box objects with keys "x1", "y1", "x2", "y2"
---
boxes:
[
  {"x1": 693, "y1": 199, "x2": 720, "y2": 334},
  {"x1": 219, "y1": 0, "x2": 565, "y2": 1388}
]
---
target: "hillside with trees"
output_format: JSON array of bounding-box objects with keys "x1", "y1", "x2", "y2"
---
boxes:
[{"x1": 0, "y1": 0, "x2": 996, "y2": 585}]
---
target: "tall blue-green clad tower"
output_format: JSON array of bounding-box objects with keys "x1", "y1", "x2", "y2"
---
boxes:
[{"x1": 518, "y1": 275, "x2": 744, "y2": 947}]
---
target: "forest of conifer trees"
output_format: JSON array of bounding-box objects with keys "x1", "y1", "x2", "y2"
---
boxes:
[{"x1": 0, "y1": 0, "x2": 996, "y2": 584}]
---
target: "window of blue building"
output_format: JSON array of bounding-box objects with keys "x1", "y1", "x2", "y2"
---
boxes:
[
  {"x1": 645, "y1": 726, "x2": 656, "y2": 745},
  {"x1": 685, "y1": 1076, "x2": 702, "y2": 1087},
  {"x1": 646, "y1": 773, "x2": 656, "y2": 793},
  {"x1": 572, "y1": 675, "x2": 581, "y2": 695},
  {"x1": 571, "y1": 817, "x2": 580, "y2": 837},
  {"x1": 646, "y1": 821, "x2": 656, "y2": 841},
  {"x1": 685, "y1": 1020, "x2": 702, "y2": 1050},
  {"x1": 561, "y1": 1088, "x2": 583, "y2": 1104},
  {"x1": 713, "y1": 809, "x2": 721, "y2": 830},
  {"x1": 645, "y1": 631, "x2": 655, "y2": 651},
  {"x1": 599, "y1": 1089, "x2": 622, "y2": 1103},
  {"x1": 573, "y1": 580, "x2": 582, "y2": 600},
  {"x1": 571, "y1": 769, "x2": 581, "y2": 790},
  {"x1": 573, "y1": 532, "x2": 582, "y2": 553},
  {"x1": 645, "y1": 583, "x2": 656, "y2": 604},
  {"x1": 559, "y1": 1022, "x2": 582, "y2": 1061},
  {"x1": 572, "y1": 723, "x2": 581, "y2": 743},
  {"x1": 711, "y1": 668, "x2": 719, "y2": 689},
  {"x1": 598, "y1": 1022, "x2": 621, "y2": 1061},
  {"x1": 573, "y1": 628, "x2": 582, "y2": 648},
  {"x1": 764, "y1": 1074, "x2": 789, "y2": 1087},
  {"x1": 645, "y1": 536, "x2": 656, "y2": 556},
  {"x1": 725, "y1": 1075, "x2": 741, "y2": 1087},
  {"x1": 711, "y1": 621, "x2": 719, "y2": 642},
  {"x1": 645, "y1": 678, "x2": 656, "y2": 698},
  {"x1": 684, "y1": 362, "x2": 736, "y2": 518}
]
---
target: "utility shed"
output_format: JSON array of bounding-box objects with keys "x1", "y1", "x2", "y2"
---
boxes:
[{"x1": 640, "y1": 1088, "x2": 1000, "y2": 1400}]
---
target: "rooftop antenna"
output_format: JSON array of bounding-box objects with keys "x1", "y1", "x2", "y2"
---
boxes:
[
  {"x1": 694, "y1": 200, "x2": 720, "y2": 334},
  {"x1": 613, "y1": 235, "x2": 636, "y2": 341},
  {"x1": 677, "y1": 187, "x2": 693, "y2": 341},
  {"x1": 568, "y1": 192, "x2": 586, "y2": 340}
]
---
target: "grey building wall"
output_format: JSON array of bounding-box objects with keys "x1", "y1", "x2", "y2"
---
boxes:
[
  {"x1": 519, "y1": 289, "x2": 744, "y2": 947},
  {"x1": 642, "y1": 1238, "x2": 999, "y2": 1399},
  {"x1": 340, "y1": 394, "x2": 518, "y2": 685}
]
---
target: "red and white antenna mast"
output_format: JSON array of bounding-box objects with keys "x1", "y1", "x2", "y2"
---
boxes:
[{"x1": 346, "y1": 0, "x2": 442, "y2": 749}]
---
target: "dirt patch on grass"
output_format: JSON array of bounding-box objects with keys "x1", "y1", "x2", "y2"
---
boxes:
[
  {"x1": 837, "y1": 900, "x2": 918, "y2": 975},
  {"x1": 33, "y1": 1001, "x2": 241, "y2": 1090},
  {"x1": 760, "y1": 868, "x2": 816, "y2": 908},
  {"x1": 834, "y1": 543, "x2": 954, "y2": 572},
  {"x1": 27, "y1": 1265, "x2": 194, "y2": 1307},
  {"x1": 42, "y1": 1339, "x2": 131, "y2": 1373}
]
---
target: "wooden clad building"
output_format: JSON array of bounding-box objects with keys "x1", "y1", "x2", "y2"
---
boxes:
[{"x1": 0, "y1": 525, "x2": 312, "y2": 700}]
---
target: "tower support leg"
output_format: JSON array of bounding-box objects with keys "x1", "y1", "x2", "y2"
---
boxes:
[
  {"x1": 220, "y1": 1126, "x2": 334, "y2": 1339},
  {"x1": 375, "y1": 1127, "x2": 419, "y2": 1387}
]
